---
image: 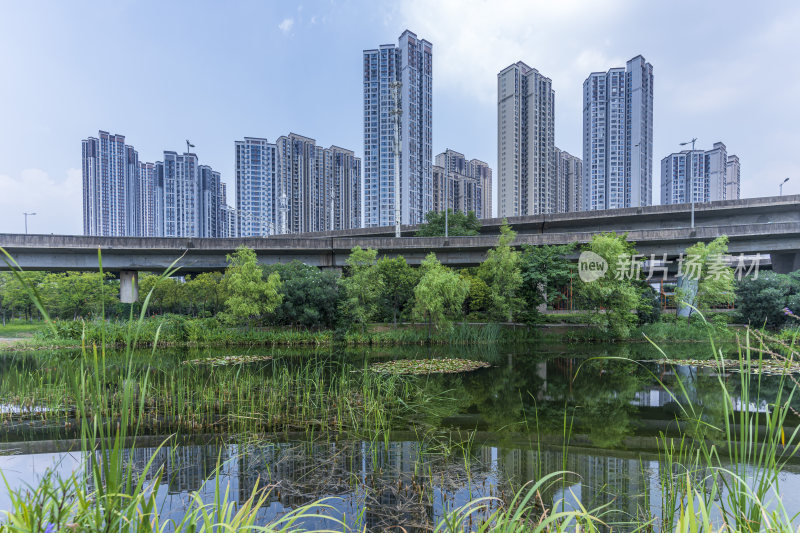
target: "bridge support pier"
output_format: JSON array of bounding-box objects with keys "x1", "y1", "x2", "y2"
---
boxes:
[
  {"x1": 120, "y1": 271, "x2": 139, "y2": 303},
  {"x1": 771, "y1": 253, "x2": 800, "y2": 274}
]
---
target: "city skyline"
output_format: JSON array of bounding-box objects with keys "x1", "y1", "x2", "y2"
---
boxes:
[{"x1": 1, "y1": 1, "x2": 799, "y2": 234}]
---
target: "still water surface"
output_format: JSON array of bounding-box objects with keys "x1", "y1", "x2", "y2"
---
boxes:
[{"x1": 2, "y1": 341, "x2": 799, "y2": 529}]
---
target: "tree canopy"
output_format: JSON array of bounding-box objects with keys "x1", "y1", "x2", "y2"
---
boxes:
[
  {"x1": 412, "y1": 253, "x2": 469, "y2": 332},
  {"x1": 478, "y1": 222, "x2": 523, "y2": 322},
  {"x1": 339, "y1": 247, "x2": 384, "y2": 331},
  {"x1": 220, "y1": 246, "x2": 282, "y2": 325},
  {"x1": 415, "y1": 209, "x2": 481, "y2": 237}
]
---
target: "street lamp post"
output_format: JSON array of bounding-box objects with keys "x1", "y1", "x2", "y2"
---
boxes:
[
  {"x1": 390, "y1": 81, "x2": 402, "y2": 239},
  {"x1": 23, "y1": 212, "x2": 36, "y2": 234},
  {"x1": 679, "y1": 138, "x2": 698, "y2": 229},
  {"x1": 780, "y1": 177, "x2": 790, "y2": 196}
]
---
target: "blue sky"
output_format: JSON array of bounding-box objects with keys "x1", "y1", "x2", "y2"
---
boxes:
[{"x1": 1, "y1": 0, "x2": 799, "y2": 234}]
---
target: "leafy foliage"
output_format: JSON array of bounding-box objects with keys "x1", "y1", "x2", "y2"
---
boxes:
[
  {"x1": 415, "y1": 209, "x2": 481, "y2": 237},
  {"x1": 264, "y1": 261, "x2": 341, "y2": 328},
  {"x1": 477, "y1": 222, "x2": 523, "y2": 322},
  {"x1": 577, "y1": 232, "x2": 643, "y2": 339},
  {"x1": 376, "y1": 255, "x2": 419, "y2": 324},
  {"x1": 220, "y1": 246, "x2": 282, "y2": 325},
  {"x1": 412, "y1": 253, "x2": 469, "y2": 332},
  {"x1": 519, "y1": 243, "x2": 577, "y2": 322},
  {"x1": 736, "y1": 271, "x2": 800, "y2": 328},
  {"x1": 676, "y1": 236, "x2": 736, "y2": 315},
  {"x1": 338, "y1": 247, "x2": 384, "y2": 331}
]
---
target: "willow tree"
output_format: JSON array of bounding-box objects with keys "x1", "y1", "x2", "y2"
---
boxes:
[
  {"x1": 478, "y1": 222, "x2": 523, "y2": 322},
  {"x1": 221, "y1": 246, "x2": 282, "y2": 326},
  {"x1": 412, "y1": 253, "x2": 469, "y2": 337},
  {"x1": 339, "y1": 246, "x2": 384, "y2": 331}
]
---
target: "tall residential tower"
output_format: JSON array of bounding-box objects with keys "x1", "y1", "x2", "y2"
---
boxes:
[
  {"x1": 582, "y1": 55, "x2": 654, "y2": 211},
  {"x1": 363, "y1": 30, "x2": 432, "y2": 227},
  {"x1": 497, "y1": 62, "x2": 555, "y2": 217}
]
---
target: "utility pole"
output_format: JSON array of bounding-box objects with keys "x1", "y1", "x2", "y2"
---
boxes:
[
  {"x1": 390, "y1": 81, "x2": 402, "y2": 238},
  {"x1": 679, "y1": 137, "x2": 698, "y2": 228},
  {"x1": 23, "y1": 212, "x2": 36, "y2": 234}
]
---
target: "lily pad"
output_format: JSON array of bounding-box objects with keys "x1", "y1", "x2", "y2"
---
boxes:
[
  {"x1": 370, "y1": 358, "x2": 490, "y2": 375},
  {"x1": 652, "y1": 358, "x2": 800, "y2": 376},
  {"x1": 182, "y1": 355, "x2": 273, "y2": 367}
]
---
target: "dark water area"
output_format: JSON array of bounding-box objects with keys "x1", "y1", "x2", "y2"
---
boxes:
[{"x1": 1, "y1": 340, "x2": 799, "y2": 529}]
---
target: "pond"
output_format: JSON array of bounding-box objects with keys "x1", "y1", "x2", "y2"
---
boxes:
[{"x1": 1, "y1": 339, "x2": 798, "y2": 530}]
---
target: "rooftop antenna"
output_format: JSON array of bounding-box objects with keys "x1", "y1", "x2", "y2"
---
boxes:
[{"x1": 186, "y1": 139, "x2": 195, "y2": 153}]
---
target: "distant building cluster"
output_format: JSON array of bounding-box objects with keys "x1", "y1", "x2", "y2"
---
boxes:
[
  {"x1": 235, "y1": 135, "x2": 361, "y2": 237},
  {"x1": 661, "y1": 142, "x2": 741, "y2": 205},
  {"x1": 432, "y1": 149, "x2": 491, "y2": 219},
  {"x1": 82, "y1": 132, "x2": 234, "y2": 238},
  {"x1": 83, "y1": 30, "x2": 750, "y2": 238}
]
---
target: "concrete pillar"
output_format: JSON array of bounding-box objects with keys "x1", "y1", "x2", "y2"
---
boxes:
[
  {"x1": 771, "y1": 252, "x2": 800, "y2": 274},
  {"x1": 120, "y1": 271, "x2": 139, "y2": 303}
]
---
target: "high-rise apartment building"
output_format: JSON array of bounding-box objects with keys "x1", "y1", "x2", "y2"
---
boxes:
[
  {"x1": 83, "y1": 130, "x2": 230, "y2": 238},
  {"x1": 497, "y1": 62, "x2": 555, "y2": 217},
  {"x1": 82, "y1": 131, "x2": 132, "y2": 236},
  {"x1": 661, "y1": 142, "x2": 739, "y2": 205},
  {"x1": 554, "y1": 148, "x2": 583, "y2": 213},
  {"x1": 363, "y1": 30, "x2": 432, "y2": 227},
  {"x1": 726, "y1": 155, "x2": 741, "y2": 200},
  {"x1": 582, "y1": 55, "x2": 653, "y2": 211},
  {"x1": 432, "y1": 149, "x2": 492, "y2": 219},
  {"x1": 235, "y1": 134, "x2": 361, "y2": 236}
]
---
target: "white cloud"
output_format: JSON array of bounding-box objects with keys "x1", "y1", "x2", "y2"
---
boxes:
[
  {"x1": 278, "y1": 17, "x2": 295, "y2": 34},
  {"x1": 0, "y1": 168, "x2": 82, "y2": 235},
  {"x1": 399, "y1": 0, "x2": 630, "y2": 105}
]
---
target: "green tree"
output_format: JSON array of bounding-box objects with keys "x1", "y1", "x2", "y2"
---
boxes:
[
  {"x1": 0, "y1": 271, "x2": 46, "y2": 320},
  {"x1": 676, "y1": 236, "x2": 735, "y2": 316},
  {"x1": 184, "y1": 272, "x2": 226, "y2": 317},
  {"x1": 339, "y1": 247, "x2": 384, "y2": 331},
  {"x1": 138, "y1": 274, "x2": 183, "y2": 315},
  {"x1": 478, "y1": 222, "x2": 523, "y2": 322},
  {"x1": 412, "y1": 253, "x2": 469, "y2": 335},
  {"x1": 519, "y1": 243, "x2": 577, "y2": 322},
  {"x1": 461, "y1": 272, "x2": 490, "y2": 318},
  {"x1": 735, "y1": 271, "x2": 800, "y2": 328},
  {"x1": 264, "y1": 261, "x2": 341, "y2": 328},
  {"x1": 220, "y1": 246, "x2": 282, "y2": 326},
  {"x1": 39, "y1": 271, "x2": 116, "y2": 319},
  {"x1": 578, "y1": 232, "x2": 642, "y2": 339},
  {"x1": 376, "y1": 255, "x2": 418, "y2": 325},
  {"x1": 415, "y1": 209, "x2": 481, "y2": 237}
]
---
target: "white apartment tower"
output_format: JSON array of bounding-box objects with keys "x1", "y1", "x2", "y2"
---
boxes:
[
  {"x1": 363, "y1": 30, "x2": 433, "y2": 227},
  {"x1": 661, "y1": 141, "x2": 739, "y2": 204},
  {"x1": 432, "y1": 149, "x2": 492, "y2": 219},
  {"x1": 497, "y1": 62, "x2": 555, "y2": 217},
  {"x1": 235, "y1": 134, "x2": 361, "y2": 236},
  {"x1": 583, "y1": 55, "x2": 654, "y2": 210}
]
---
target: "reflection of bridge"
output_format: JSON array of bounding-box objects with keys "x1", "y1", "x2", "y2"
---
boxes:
[{"x1": 1, "y1": 196, "x2": 799, "y2": 301}]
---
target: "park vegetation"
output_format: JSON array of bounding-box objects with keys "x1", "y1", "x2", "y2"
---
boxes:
[{"x1": 0, "y1": 215, "x2": 777, "y2": 346}]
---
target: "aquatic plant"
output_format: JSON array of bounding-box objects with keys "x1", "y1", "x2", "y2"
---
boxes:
[{"x1": 370, "y1": 358, "x2": 491, "y2": 375}]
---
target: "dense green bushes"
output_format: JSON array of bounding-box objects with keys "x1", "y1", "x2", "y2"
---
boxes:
[{"x1": 735, "y1": 270, "x2": 800, "y2": 328}]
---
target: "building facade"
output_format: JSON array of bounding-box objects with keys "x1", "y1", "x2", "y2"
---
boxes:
[
  {"x1": 554, "y1": 148, "x2": 583, "y2": 213},
  {"x1": 582, "y1": 55, "x2": 654, "y2": 211},
  {"x1": 235, "y1": 134, "x2": 361, "y2": 236},
  {"x1": 83, "y1": 130, "x2": 231, "y2": 238},
  {"x1": 497, "y1": 62, "x2": 555, "y2": 217},
  {"x1": 432, "y1": 149, "x2": 492, "y2": 219},
  {"x1": 726, "y1": 155, "x2": 741, "y2": 200},
  {"x1": 363, "y1": 30, "x2": 432, "y2": 227},
  {"x1": 661, "y1": 141, "x2": 738, "y2": 205},
  {"x1": 82, "y1": 131, "x2": 132, "y2": 236}
]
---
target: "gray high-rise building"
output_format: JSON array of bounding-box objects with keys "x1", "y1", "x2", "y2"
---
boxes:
[
  {"x1": 554, "y1": 148, "x2": 583, "y2": 213},
  {"x1": 582, "y1": 55, "x2": 654, "y2": 210},
  {"x1": 83, "y1": 130, "x2": 227, "y2": 238},
  {"x1": 82, "y1": 131, "x2": 133, "y2": 236},
  {"x1": 363, "y1": 30, "x2": 432, "y2": 227},
  {"x1": 235, "y1": 134, "x2": 361, "y2": 236},
  {"x1": 497, "y1": 62, "x2": 555, "y2": 217},
  {"x1": 726, "y1": 155, "x2": 741, "y2": 200},
  {"x1": 661, "y1": 141, "x2": 738, "y2": 205},
  {"x1": 432, "y1": 149, "x2": 492, "y2": 219}
]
